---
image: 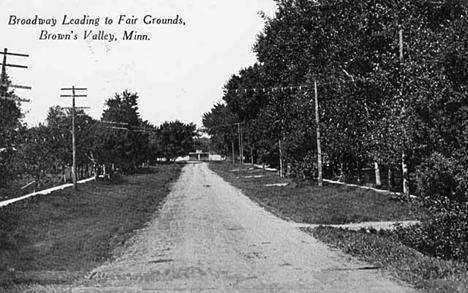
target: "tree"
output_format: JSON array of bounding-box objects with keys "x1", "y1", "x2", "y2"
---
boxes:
[
  {"x1": 209, "y1": 0, "x2": 468, "y2": 192},
  {"x1": 0, "y1": 74, "x2": 23, "y2": 187},
  {"x1": 156, "y1": 120, "x2": 197, "y2": 162},
  {"x1": 99, "y1": 90, "x2": 150, "y2": 172},
  {"x1": 14, "y1": 124, "x2": 56, "y2": 184},
  {"x1": 12, "y1": 106, "x2": 97, "y2": 185},
  {"x1": 202, "y1": 103, "x2": 238, "y2": 157}
]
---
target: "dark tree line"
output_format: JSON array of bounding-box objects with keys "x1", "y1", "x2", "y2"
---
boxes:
[
  {"x1": 203, "y1": 0, "x2": 468, "y2": 263},
  {"x1": 0, "y1": 74, "x2": 22, "y2": 187},
  {"x1": 204, "y1": 0, "x2": 468, "y2": 197},
  {"x1": 0, "y1": 90, "x2": 198, "y2": 189}
]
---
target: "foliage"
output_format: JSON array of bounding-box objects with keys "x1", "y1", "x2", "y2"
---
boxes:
[
  {"x1": 201, "y1": 0, "x2": 468, "y2": 268},
  {"x1": 156, "y1": 120, "x2": 197, "y2": 162},
  {"x1": 404, "y1": 153, "x2": 468, "y2": 264},
  {"x1": 203, "y1": 0, "x2": 468, "y2": 188},
  {"x1": 0, "y1": 75, "x2": 23, "y2": 187},
  {"x1": 415, "y1": 152, "x2": 467, "y2": 202},
  {"x1": 14, "y1": 124, "x2": 57, "y2": 181},
  {"x1": 12, "y1": 107, "x2": 96, "y2": 184},
  {"x1": 193, "y1": 136, "x2": 212, "y2": 153},
  {"x1": 99, "y1": 91, "x2": 150, "y2": 172},
  {"x1": 394, "y1": 200, "x2": 468, "y2": 263},
  {"x1": 4, "y1": 89, "x2": 197, "y2": 188},
  {"x1": 202, "y1": 103, "x2": 238, "y2": 156}
]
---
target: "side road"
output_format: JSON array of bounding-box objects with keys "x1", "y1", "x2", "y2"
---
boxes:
[
  {"x1": 292, "y1": 220, "x2": 419, "y2": 231},
  {"x1": 29, "y1": 162, "x2": 418, "y2": 292}
]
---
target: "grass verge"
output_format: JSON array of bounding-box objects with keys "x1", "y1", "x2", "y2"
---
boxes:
[
  {"x1": 209, "y1": 161, "x2": 423, "y2": 224},
  {"x1": 0, "y1": 164, "x2": 181, "y2": 290},
  {"x1": 307, "y1": 226, "x2": 468, "y2": 293}
]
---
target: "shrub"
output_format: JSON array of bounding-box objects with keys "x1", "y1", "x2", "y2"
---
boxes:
[
  {"x1": 288, "y1": 154, "x2": 316, "y2": 179},
  {"x1": 406, "y1": 152, "x2": 468, "y2": 263},
  {"x1": 394, "y1": 198, "x2": 468, "y2": 263},
  {"x1": 415, "y1": 152, "x2": 464, "y2": 201}
]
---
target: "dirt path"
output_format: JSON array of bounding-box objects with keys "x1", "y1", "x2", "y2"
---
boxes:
[{"x1": 32, "y1": 162, "x2": 417, "y2": 292}]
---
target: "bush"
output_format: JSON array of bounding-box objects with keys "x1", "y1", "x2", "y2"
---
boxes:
[
  {"x1": 415, "y1": 152, "x2": 465, "y2": 201},
  {"x1": 287, "y1": 153, "x2": 316, "y2": 179},
  {"x1": 407, "y1": 152, "x2": 468, "y2": 263},
  {"x1": 394, "y1": 198, "x2": 468, "y2": 263}
]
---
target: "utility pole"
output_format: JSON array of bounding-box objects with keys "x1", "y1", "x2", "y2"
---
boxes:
[
  {"x1": 399, "y1": 28, "x2": 410, "y2": 201},
  {"x1": 278, "y1": 138, "x2": 284, "y2": 177},
  {"x1": 235, "y1": 122, "x2": 244, "y2": 165},
  {"x1": 278, "y1": 117, "x2": 285, "y2": 178},
  {"x1": 314, "y1": 79, "x2": 323, "y2": 186},
  {"x1": 371, "y1": 29, "x2": 409, "y2": 198},
  {"x1": 240, "y1": 123, "x2": 244, "y2": 165},
  {"x1": 231, "y1": 140, "x2": 235, "y2": 164},
  {"x1": 60, "y1": 86, "x2": 88, "y2": 191},
  {"x1": 0, "y1": 48, "x2": 31, "y2": 102}
]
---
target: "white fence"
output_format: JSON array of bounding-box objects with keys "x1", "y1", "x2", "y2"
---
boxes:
[{"x1": 0, "y1": 177, "x2": 95, "y2": 208}]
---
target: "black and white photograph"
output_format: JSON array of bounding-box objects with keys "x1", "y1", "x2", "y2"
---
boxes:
[{"x1": 1, "y1": 0, "x2": 467, "y2": 292}]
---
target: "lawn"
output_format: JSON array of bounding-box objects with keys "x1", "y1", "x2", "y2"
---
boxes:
[
  {"x1": 209, "y1": 161, "x2": 423, "y2": 225},
  {"x1": 0, "y1": 164, "x2": 182, "y2": 290}
]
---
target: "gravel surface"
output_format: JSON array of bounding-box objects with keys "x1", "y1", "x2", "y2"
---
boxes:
[{"x1": 25, "y1": 162, "x2": 418, "y2": 293}]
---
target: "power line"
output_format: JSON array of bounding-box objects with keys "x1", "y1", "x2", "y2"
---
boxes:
[
  {"x1": 223, "y1": 76, "x2": 363, "y2": 94},
  {"x1": 102, "y1": 121, "x2": 157, "y2": 133},
  {"x1": 101, "y1": 120, "x2": 129, "y2": 126},
  {"x1": 225, "y1": 75, "x2": 360, "y2": 185}
]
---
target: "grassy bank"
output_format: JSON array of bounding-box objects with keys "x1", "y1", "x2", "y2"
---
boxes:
[
  {"x1": 208, "y1": 162, "x2": 466, "y2": 292},
  {"x1": 0, "y1": 164, "x2": 182, "y2": 290},
  {"x1": 308, "y1": 226, "x2": 468, "y2": 293},
  {"x1": 209, "y1": 161, "x2": 423, "y2": 224}
]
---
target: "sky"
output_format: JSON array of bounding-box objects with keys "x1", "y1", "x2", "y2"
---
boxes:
[{"x1": 1, "y1": 0, "x2": 278, "y2": 128}]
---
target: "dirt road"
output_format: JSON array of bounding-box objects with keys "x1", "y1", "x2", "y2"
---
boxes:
[{"x1": 45, "y1": 162, "x2": 416, "y2": 292}]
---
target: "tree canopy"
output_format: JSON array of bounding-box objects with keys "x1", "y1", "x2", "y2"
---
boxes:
[
  {"x1": 0, "y1": 74, "x2": 23, "y2": 187},
  {"x1": 156, "y1": 120, "x2": 197, "y2": 162},
  {"x1": 203, "y1": 0, "x2": 468, "y2": 197}
]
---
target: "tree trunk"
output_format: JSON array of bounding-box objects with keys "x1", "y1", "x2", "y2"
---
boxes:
[
  {"x1": 330, "y1": 160, "x2": 338, "y2": 180},
  {"x1": 279, "y1": 139, "x2": 283, "y2": 177},
  {"x1": 388, "y1": 166, "x2": 395, "y2": 191},
  {"x1": 231, "y1": 140, "x2": 235, "y2": 164},
  {"x1": 356, "y1": 160, "x2": 362, "y2": 185},
  {"x1": 374, "y1": 161, "x2": 381, "y2": 187},
  {"x1": 402, "y1": 152, "x2": 410, "y2": 200},
  {"x1": 339, "y1": 162, "x2": 345, "y2": 182}
]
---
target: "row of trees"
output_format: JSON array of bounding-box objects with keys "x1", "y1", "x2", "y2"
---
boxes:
[
  {"x1": 0, "y1": 89, "x2": 198, "y2": 189},
  {"x1": 203, "y1": 0, "x2": 468, "y2": 199},
  {"x1": 203, "y1": 0, "x2": 468, "y2": 263}
]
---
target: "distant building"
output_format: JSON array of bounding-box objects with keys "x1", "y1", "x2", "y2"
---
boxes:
[
  {"x1": 189, "y1": 150, "x2": 209, "y2": 161},
  {"x1": 189, "y1": 150, "x2": 223, "y2": 161}
]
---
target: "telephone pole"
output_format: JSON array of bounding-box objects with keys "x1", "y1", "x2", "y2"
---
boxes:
[
  {"x1": 399, "y1": 28, "x2": 410, "y2": 200},
  {"x1": 235, "y1": 122, "x2": 244, "y2": 165},
  {"x1": 60, "y1": 86, "x2": 88, "y2": 190},
  {"x1": 231, "y1": 140, "x2": 235, "y2": 164},
  {"x1": 0, "y1": 48, "x2": 31, "y2": 102},
  {"x1": 314, "y1": 79, "x2": 323, "y2": 186}
]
